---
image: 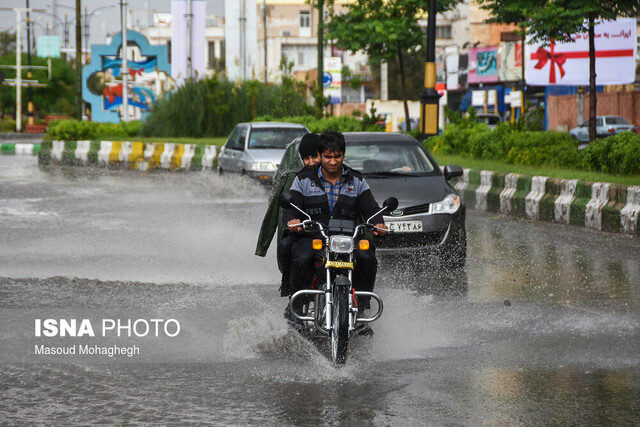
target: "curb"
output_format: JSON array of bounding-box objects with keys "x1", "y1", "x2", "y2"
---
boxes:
[
  {"x1": 36, "y1": 140, "x2": 219, "y2": 171},
  {"x1": 453, "y1": 169, "x2": 640, "y2": 237},
  {"x1": 1, "y1": 143, "x2": 42, "y2": 156},
  {"x1": 9, "y1": 141, "x2": 640, "y2": 237}
]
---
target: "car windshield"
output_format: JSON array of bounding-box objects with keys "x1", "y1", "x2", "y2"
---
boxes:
[
  {"x1": 248, "y1": 128, "x2": 307, "y2": 149},
  {"x1": 605, "y1": 116, "x2": 629, "y2": 125},
  {"x1": 344, "y1": 141, "x2": 436, "y2": 176}
]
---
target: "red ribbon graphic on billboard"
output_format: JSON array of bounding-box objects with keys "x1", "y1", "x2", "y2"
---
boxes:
[{"x1": 530, "y1": 40, "x2": 634, "y2": 84}]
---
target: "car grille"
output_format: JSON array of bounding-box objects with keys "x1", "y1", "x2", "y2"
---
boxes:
[
  {"x1": 399, "y1": 204, "x2": 430, "y2": 216},
  {"x1": 376, "y1": 232, "x2": 443, "y2": 249}
]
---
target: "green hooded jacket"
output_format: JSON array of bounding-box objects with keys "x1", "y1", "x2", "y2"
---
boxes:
[{"x1": 255, "y1": 140, "x2": 304, "y2": 265}]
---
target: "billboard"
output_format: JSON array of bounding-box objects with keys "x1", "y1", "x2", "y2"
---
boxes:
[
  {"x1": 468, "y1": 46, "x2": 499, "y2": 83},
  {"x1": 323, "y1": 57, "x2": 342, "y2": 104},
  {"x1": 499, "y1": 41, "x2": 522, "y2": 81},
  {"x1": 36, "y1": 36, "x2": 60, "y2": 58},
  {"x1": 525, "y1": 18, "x2": 636, "y2": 86}
]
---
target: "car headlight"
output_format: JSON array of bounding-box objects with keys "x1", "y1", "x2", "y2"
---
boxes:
[
  {"x1": 430, "y1": 194, "x2": 461, "y2": 214},
  {"x1": 249, "y1": 162, "x2": 276, "y2": 171},
  {"x1": 329, "y1": 235, "x2": 354, "y2": 253}
]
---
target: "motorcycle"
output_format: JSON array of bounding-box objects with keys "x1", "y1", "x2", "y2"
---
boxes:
[{"x1": 279, "y1": 194, "x2": 398, "y2": 364}]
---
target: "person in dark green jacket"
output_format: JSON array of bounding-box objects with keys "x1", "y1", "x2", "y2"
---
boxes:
[{"x1": 255, "y1": 133, "x2": 320, "y2": 297}]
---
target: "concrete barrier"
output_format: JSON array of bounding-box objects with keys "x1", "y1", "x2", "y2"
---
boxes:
[
  {"x1": 450, "y1": 170, "x2": 639, "y2": 237},
  {"x1": 29, "y1": 141, "x2": 640, "y2": 237},
  {"x1": 37, "y1": 140, "x2": 220, "y2": 173}
]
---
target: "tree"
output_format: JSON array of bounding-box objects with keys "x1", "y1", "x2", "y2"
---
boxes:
[
  {"x1": 0, "y1": 30, "x2": 16, "y2": 57},
  {"x1": 0, "y1": 53, "x2": 76, "y2": 119},
  {"x1": 479, "y1": 0, "x2": 639, "y2": 142},
  {"x1": 327, "y1": 0, "x2": 460, "y2": 131}
]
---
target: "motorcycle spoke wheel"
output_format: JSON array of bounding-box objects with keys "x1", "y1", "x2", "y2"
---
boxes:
[{"x1": 331, "y1": 291, "x2": 350, "y2": 365}]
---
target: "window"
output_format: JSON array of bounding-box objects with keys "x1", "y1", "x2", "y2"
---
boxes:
[
  {"x1": 436, "y1": 25, "x2": 452, "y2": 39},
  {"x1": 282, "y1": 45, "x2": 316, "y2": 70},
  {"x1": 299, "y1": 10, "x2": 311, "y2": 37},
  {"x1": 208, "y1": 41, "x2": 216, "y2": 69},
  {"x1": 299, "y1": 11, "x2": 311, "y2": 28},
  {"x1": 167, "y1": 40, "x2": 171, "y2": 64}
]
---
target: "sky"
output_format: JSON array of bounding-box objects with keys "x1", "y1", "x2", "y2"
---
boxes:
[{"x1": 0, "y1": 0, "x2": 225, "y2": 51}]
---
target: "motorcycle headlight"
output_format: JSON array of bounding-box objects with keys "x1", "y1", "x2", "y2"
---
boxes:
[
  {"x1": 430, "y1": 194, "x2": 461, "y2": 214},
  {"x1": 250, "y1": 162, "x2": 277, "y2": 171},
  {"x1": 329, "y1": 235, "x2": 354, "y2": 253}
]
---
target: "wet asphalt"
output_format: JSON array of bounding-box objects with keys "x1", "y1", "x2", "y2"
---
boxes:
[{"x1": 1, "y1": 156, "x2": 639, "y2": 425}]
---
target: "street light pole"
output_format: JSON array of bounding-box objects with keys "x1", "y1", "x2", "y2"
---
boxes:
[
  {"x1": 26, "y1": 0, "x2": 34, "y2": 126},
  {"x1": 120, "y1": 0, "x2": 128, "y2": 122},
  {"x1": 419, "y1": 0, "x2": 440, "y2": 139},
  {"x1": 16, "y1": 8, "x2": 22, "y2": 132},
  {"x1": 75, "y1": 0, "x2": 81, "y2": 119}
]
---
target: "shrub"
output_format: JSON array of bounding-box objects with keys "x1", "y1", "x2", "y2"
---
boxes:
[
  {"x1": 140, "y1": 76, "x2": 313, "y2": 138},
  {"x1": 254, "y1": 114, "x2": 384, "y2": 133},
  {"x1": 45, "y1": 119, "x2": 143, "y2": 141},
  {"x1": 581, "y1": 132, "x2": 640, "y2": 175}
]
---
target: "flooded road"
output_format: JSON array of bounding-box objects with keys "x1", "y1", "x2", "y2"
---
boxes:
[{"x1": 1, "y1": 156, "x2": 639, "y2": 425}]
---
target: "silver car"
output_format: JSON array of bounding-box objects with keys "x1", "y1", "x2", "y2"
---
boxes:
[
  {"x1": 217, "y1": 122, "x2": 309, "y2": 183},
  {"x1": 569, "y1": 115, "x2": 634, "y2": 142}
]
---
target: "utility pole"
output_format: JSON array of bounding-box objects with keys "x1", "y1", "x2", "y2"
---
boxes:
[
  {"x1": 263, "y1": 0, "x2": 267, "y2": 83},
  {"x1": 16, "y1": 8, "x2": 22, "y2": 132},
  {"x1": 419, "y1": 0, "x2": 440, "y2": 139},
  {"x1": 120, "y1": 0, "x2": 128, "y2": 121},
  {"x1": 186, "y1": 0, "x2": 192, "y2": 79},
  {"x1": 26, "y1": 0, "x2": 34, "y2": 126},
  {"x1": 75, "y1": 0, "x2": 82, "y2": 119},
  {"x1": 317, "y1": 0, "x2": 324, "y2": 96}
]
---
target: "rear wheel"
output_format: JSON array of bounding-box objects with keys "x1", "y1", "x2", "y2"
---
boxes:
[{"x1": 331, "y1": 291, "x2": 350, "y2": 365}]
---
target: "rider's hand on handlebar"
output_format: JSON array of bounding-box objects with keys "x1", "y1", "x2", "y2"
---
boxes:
[
  {"x1": 287, "y1": 219, "x2": 303, "y2": 233},
  {"x1": 372, "y1": 223, "x2": 388, "y2": 237}
]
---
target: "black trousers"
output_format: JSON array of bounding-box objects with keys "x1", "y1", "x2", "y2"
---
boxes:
[
  {"x1": 277, "y1": 234, "x2": 298, "y2": 297},
  {"x1": 289, "y1": 236, "x2": 378, "y2": 308}
]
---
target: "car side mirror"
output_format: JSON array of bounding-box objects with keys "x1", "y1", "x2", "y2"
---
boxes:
[
  {"x1": 383, "y1": 197, "x2": 399, "y2": 213},
  {"x1": 444, "y1": 164, "x2": 463, "y2": 180},
  {"x1": 279, "y1": 193, "x2": 293, "y2": 209}
]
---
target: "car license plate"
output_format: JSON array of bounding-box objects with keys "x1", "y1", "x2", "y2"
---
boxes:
[{"x1": 387, "y1": 220, "x2": 423, "y2": 233}]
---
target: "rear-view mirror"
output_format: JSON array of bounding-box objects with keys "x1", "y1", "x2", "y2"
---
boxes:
[{"x1": 383, "y1": 197, "x2": 399, "y2": 213}]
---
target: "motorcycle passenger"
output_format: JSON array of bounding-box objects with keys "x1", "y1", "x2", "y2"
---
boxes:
[
  {"x1": 284, "y1": 130, "x2": 388, "y2": 317},
  {"x1": 255, "y1": 133, "x2": 321, "y2": 298}
]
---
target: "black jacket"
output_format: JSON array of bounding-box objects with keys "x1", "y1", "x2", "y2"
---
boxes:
[{"x1": 283, "y1": 164, "x2": 384, "y2": 228}]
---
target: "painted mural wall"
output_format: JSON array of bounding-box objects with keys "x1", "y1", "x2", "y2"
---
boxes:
[{"x1": 82, "y1": 30, "x2": 172, "y2": 123}]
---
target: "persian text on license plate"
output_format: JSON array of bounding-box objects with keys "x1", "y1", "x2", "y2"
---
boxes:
[{"x1": 387, "y1": 220, "x2": 423, "y2": 233}]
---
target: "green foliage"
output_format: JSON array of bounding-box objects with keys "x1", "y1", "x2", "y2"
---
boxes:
[
  {"x1": 140, "y1": 76, "x2": 313, "y2": 138},
  {"x1": 46, "y1": 120, "x2": 143, "y2": 141},
  {"x1": 1, "y1": 119, "x2": 17, "y2": 132},
  {"x1": 0, "y1": 54, "x2": 76, "y2": 118},
  {"x1": 429, "y1": 119, "x2": 639, "y2": 176},
  {"x1": 253, "y1": 114, "x2": 384, "y2": 133},
  {"x1": 581, "y1": 132, "x2": 640, "y2": 175}
]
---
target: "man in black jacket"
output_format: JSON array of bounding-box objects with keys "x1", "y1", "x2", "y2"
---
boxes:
[{"x1": 283, "y1": 130, "x2": 387, "y2": 315}]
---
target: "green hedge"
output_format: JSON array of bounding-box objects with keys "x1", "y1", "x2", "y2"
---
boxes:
[
  {"x1": 580, "y1": 132, "x2": 640, "y2": 175},
  {"x1": 139, "y1": 76, "x2": 313, "y2": 138},
  {"x1": 427, "y1": 119, "x2": 640, "y2": 176},
  {"x1": 45, "y1": 120, "x2": 142, "y2": 141},
  {"x1": 253, "y1": 114, "x2": 384, "y2": 133}
]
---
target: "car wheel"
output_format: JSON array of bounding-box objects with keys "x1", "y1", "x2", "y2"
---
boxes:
[
  {"x1": 439, "y1": 228, "x2": 467, "y2": 270},
  {"x1": 218, "y1": 167, "x2": 223, "y2": 175}
]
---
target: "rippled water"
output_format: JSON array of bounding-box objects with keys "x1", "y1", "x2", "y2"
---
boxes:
[{"x1": 1, "y1": 156, "x2": 639, "y2": 424}]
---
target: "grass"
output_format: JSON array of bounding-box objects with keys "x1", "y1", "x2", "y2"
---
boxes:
[
  {"x1": 432, "y1": 153, "x2": 640, "y2": 186},
  {"x1": 99, "y1": 136, "x2": 227, "y2": 146}
]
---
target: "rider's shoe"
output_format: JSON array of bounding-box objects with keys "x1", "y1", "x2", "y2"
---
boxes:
[
  {"x1": 284, "y1": 306, "x2": 304, "y2": 331},
  {"x1": 355, "y1": 323, "x2": 374, "y2": 336}
]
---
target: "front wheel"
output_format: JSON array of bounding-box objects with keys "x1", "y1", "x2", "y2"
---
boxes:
[{"x1": 331, "y1": 291, "x2": 350, "y2": 364}]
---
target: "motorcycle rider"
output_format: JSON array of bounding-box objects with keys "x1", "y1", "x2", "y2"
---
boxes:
[
  {"x1": 255, "y1": 133, "x2": 321, "y2": 298},
  {"x1": 284, "y1": 130, "x2": 388, "y2": 319}
]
